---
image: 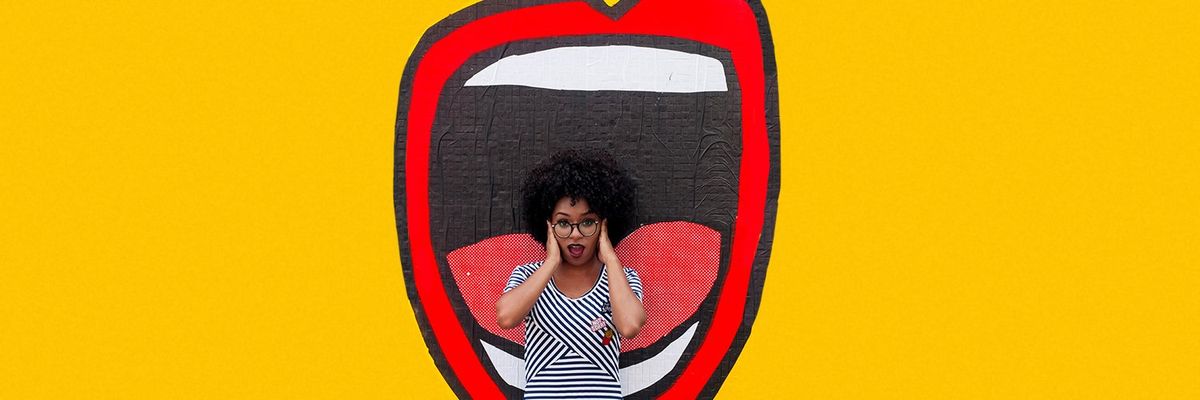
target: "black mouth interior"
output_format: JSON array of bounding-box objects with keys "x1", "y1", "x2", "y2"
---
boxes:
[
  {"x1": 430, "y1": 35, "x2": 741, "y2": 250},
  {"x1": 426, "y1": 35, "x2": 742, "y2": 393}
]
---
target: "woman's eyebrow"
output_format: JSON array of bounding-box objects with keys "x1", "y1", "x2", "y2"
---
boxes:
[{"x1": 553, "y1": 210, "x2": 597, "y2": 217}]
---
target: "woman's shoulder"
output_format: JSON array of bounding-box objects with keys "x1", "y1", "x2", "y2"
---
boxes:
[
  {"x1": 604, "y1": 265, "x2": 642, "y2": 285},
  {"x1": 505, "y1": 260, "x2": 546, "y2": 291},
  {"x1": 513, "y1": 260, "x2": 545, "y2": 274},
  {"x1": 599, "y1": 265, "x2": 639, "y2": 276}
]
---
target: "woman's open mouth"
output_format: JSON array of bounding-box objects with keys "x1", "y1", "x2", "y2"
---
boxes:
[{"x1": 567, "y1": 244, "x2": 585, "y2": 258}]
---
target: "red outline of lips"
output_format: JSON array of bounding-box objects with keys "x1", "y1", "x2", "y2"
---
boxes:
[{"x1": 395, "y1": 0, "x2": 779, "y2": 398}]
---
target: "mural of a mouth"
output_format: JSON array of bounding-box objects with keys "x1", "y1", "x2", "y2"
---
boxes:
[
  {"x1": 394, "y1": 1, "x2": 780, "y2": 398},
  {"x1": 435, "y1": 35, "x2": 738, "y2": 397}
]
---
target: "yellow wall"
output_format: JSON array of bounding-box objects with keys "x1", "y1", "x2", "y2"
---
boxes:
[{"x1": 2, "y1": 1, "x2": 1196, "y2": 398}]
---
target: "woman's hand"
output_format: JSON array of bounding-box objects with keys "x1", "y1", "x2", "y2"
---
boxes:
[
  {"x1": 496, "y1": 223, "x2": 563, "y2": 329},
  {"x1": 598, "y1": 219, "x2": 619, "y2": 267},
  {"x1": 544, "y1": 222, "x2": 561, "y2": 266}
]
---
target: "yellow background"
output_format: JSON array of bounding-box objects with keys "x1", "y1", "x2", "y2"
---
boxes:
[{"x1": 2, "y1": 1, "x2": 1197, "y2": 398}]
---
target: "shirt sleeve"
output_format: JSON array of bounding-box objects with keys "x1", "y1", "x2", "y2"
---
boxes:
[
  {"x1": 624, "y1": 267, "x2": 644, "y2": 302},
  {"x1": 503, "y1": 262, "x2": 536, "y2": 293}
]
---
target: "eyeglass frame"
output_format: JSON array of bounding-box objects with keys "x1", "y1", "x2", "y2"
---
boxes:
[{"x1": 549, "y1": 218, "x2": 601, "y2": 238}]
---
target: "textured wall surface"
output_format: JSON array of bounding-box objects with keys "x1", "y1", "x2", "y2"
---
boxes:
[{"x1": 2, "y1": 0, "x2": 1198, "y2": 399}]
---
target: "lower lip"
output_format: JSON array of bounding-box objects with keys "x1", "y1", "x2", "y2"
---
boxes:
[{"x1": 568, "y1": 246, "x2": 584, "y2": 258}]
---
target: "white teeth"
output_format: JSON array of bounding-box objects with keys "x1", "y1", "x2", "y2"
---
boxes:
[
  {"x1": 481, "y1": 322, "x2": 699, "y2": 396},
  {"x1": 465, "y1": 45, "x2": 728, "y2": 93}
]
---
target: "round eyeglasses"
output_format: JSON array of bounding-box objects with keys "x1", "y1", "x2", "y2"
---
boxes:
[{"x1": 551, "y1": 219, "x2": 599, "y2": 238}]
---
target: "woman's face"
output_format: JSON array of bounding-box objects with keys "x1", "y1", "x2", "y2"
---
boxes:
[{"x1": 550, "y1": 196, "x2": 601, "y2": 267}]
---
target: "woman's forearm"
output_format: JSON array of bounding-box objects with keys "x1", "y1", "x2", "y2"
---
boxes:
[{"x1": 606, "y1": 262, "x2": 646, "y2": 339}]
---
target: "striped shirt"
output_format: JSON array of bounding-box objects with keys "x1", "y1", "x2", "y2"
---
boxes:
[{"x1": 505, "y1": 262, "x2": 644, "y2": 399}]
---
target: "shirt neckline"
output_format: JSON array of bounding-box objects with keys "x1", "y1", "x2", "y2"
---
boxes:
[{"x1": 549, "y1": 265, "x2": 606, "y2": 301}]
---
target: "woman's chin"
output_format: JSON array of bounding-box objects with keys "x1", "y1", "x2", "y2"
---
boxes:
[{"x1": 563, "y1": 254, "x2": 595, "y2": 267}]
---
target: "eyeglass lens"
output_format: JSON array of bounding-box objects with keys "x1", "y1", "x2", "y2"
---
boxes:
[{"x1": 553, "y1": 220, "x2": 598, "y2": 238}]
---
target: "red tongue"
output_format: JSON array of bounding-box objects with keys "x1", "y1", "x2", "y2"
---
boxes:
[
  {"x1": 568, "y1": 245, "x2": 584, "y2": 256},
  {"x1": 447, "y1": 221, "x2": 720, "y2": 352}
]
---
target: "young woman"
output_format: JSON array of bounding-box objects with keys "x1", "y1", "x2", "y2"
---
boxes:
[{"x1": 495, "y1": 149, "x2": 647, "y2": 399}]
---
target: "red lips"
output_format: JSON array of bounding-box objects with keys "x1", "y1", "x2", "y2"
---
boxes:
[{"x1": 395, "y1": 0, "x2": 780, "y2": 398}]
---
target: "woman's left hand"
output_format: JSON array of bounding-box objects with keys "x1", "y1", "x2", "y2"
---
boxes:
[{"x1": 598, "y1": 219, "x2": 619, "y2": 267}]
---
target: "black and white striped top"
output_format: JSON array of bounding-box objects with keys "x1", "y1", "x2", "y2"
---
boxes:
[{"x1": 505, "y1": 262, "x2": 644, "y2": 399}]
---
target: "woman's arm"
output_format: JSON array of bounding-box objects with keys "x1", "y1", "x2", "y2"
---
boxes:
[
  {"x1": 599, "y1": 220, "x2": 647, "y2": 339},
  {"x1": 496, "y1": 224, "x2": 560, "y2": 329}
]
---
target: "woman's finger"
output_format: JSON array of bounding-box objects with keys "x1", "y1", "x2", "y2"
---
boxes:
[{"x1": 544, "y1": 222, "x2": 559, "y2": 258}]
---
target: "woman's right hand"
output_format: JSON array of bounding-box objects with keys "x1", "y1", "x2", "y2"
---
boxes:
[
  {"x1": 544, "y1": 222, "x2": 561, "y2": 265},
  {"x1": 497, "y1": 223, "x2": 562, "y2": 329}
]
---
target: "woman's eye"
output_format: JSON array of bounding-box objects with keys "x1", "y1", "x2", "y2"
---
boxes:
[
  {"x1": 580, "y1": 220, "x2": 598, "y2": 227},
  {"x1": 555, "y1": 221, "x2": 571, "y2": 227}
]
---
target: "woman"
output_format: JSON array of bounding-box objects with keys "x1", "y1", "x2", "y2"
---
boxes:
[{"x1": 496, "y1": 149, "x2": 647, "y2": 399}]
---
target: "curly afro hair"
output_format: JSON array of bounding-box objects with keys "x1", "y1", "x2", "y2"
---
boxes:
[{"x1": 522, "y1": 149, "x2": 637, "y2": 248}]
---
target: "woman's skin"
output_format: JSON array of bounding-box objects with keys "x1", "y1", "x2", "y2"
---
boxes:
[{"x1": 495, "y1": 197, "x2": 648, "y2": 339}]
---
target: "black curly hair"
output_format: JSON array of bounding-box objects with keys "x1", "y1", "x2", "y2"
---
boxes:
[{"x1": 522, "y1": 149, "x2": 637, "y2": 248}]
